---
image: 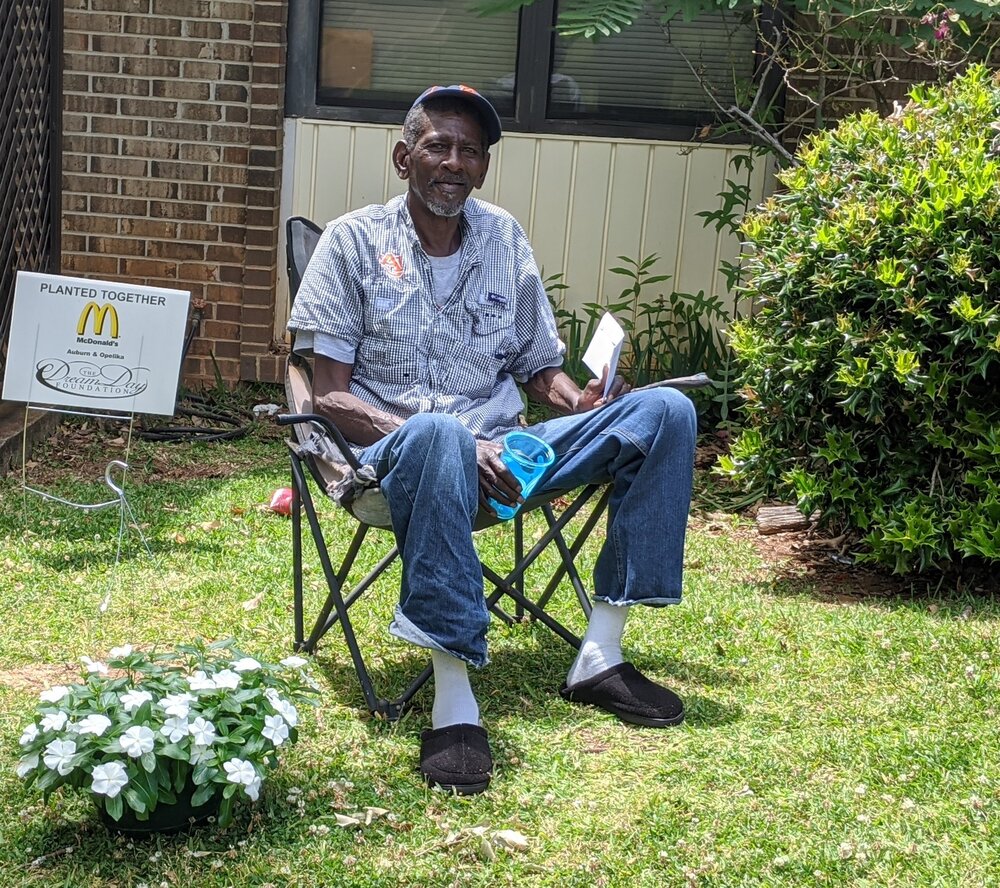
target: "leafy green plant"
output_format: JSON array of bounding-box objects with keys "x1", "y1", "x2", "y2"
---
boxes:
[
  {"x1": 721, "y1": 65, "x2": 1000, "y2": 575},
  {"x1": 14, "y1": 639, "x2": 317, "y2": 828},
  {"x1": 545, "y1": 271, "x2": 599, "y2": 386},
  {"x1": 549, "y1": 255, "x2": 736, "y2": 422}
]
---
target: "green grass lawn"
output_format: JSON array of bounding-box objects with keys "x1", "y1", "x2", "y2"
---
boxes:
[{"x1": 0, "y1": 415, "x2": 998, "y2": 887}]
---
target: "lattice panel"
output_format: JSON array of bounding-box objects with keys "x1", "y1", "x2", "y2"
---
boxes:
[{"x1": 0, "y1": 0, "x2": 59, "y2": 380}]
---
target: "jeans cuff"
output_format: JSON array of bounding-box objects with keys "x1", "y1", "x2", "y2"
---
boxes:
[
  {"x1": 388, "y1": 605, "x2": 489, "y2": 668},
  {"x1": 592, "y1": 595, "x2": 682, "y2": 608}
]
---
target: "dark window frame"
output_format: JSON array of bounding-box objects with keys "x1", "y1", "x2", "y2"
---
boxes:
[{"x1": 285, "y1": 0, "x2": 784, "y2": 144}]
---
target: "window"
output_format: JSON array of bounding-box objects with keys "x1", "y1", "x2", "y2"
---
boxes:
[
  {"x1": 286, "y1": 0, "x2": 766, "y2": 141},
  {"x1": 316, "y1": 1, "x2": 519, "y2": 115}
]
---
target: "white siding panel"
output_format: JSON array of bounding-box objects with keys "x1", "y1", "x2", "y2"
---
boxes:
[
  {"x1": 528, "y1": 139, "x2": 574, "y2": 287},
  {"x1": 561, "y1": 140, "x2": 613, "y2": 309},
  {"x1": 310, "y1": 124, "x2": 353, "y2": 224},
  {"x1": 289, "y1": 121, "x2": 316, "y2": 218},
  {"x1": 349, "y1": 127, "x2": 395, "y2": 209},
  {"x1": 281, "y1": 119, "x2": 770, "y2": 337},
  {"x1": 675, "y1": 146, "x2": 728, "y2": 297},
  {"x1": 644, "y1": 144, "x2": 687, "y2": 289},
  {"x1": 491, "y1": 135, "x2": 536, "y2": 233},
  {"x1": 600, "y1": 142, "x2": 652, "y2": 318}
]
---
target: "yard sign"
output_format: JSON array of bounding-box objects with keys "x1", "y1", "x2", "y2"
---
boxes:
[{"x1": 2, "y1": 271, "x2": 190, "y2": 416}]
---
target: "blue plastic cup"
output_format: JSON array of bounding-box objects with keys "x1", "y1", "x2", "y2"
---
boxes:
[{"x1": 488, "y1": 430, "x2": 556, "y2": 521}]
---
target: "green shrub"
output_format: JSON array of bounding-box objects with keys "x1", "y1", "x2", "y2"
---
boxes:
[{"x1": 721, "y1": 65, "x2": 1000, "y2": 575}]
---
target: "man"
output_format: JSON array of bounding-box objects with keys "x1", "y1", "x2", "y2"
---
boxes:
[{"x1": 288, "y1": 85, "x2": 697, "y2": 795}]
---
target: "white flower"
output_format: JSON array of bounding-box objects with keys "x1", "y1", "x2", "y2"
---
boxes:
[
  {"x1": 223, "y1": 757, "x2": 257, "y2": 786},
  {"x1": 189, "y1": 744, "x2": 215, "y2": 766},
  {"x1": 261, "y1": 714, "x2": 289, "y2": 746},
  {"x1": 120, "y1": 726, "x2": 155, "y2": 758},
  {"x1": 77, "y1": 714, "x2": 112, "y2": 737},
  {"x1": 272, "y1": 698, "x2": 299, "y2": 728},
  {"x1": 81, "y1": 656, "x2": 109, "y2": 675},
  {"x1": 159, "y1": 717, "x2": 189, "y2": 743},
  {"x1": 231, "y1": 657, "x2": 261, "y2": 673},
  {"x1": 212, "y1": 669, "x2": 240, "y2": 690},
  {"x1": 120, "y1": 689, "x2": 153, "y2": 712},
  {"x1": 15, "y1": 753, "x2": 39, "y2": 778},
  {"x1": 19, "y1": 724, "x2": 40, "y2": 746},
  {"x1": 280, "y1": 655, "x2": 308, "y2": 669},
  {"x1": 108, "y1": 644, "x2": 133, "y2": 658},
  {"x1": 187, "y1": 671, "x2": 217, "y2": 692},
  {"x1": 43, "y1": 739, "x2": 77, "y2": 776},
  {"x1": 264, "y1": 688, "x2": 281, "y2": 706},
  {"x1": 244, "y1": 776, "x2": 262, "y2": 802},
  {"x1": 160, "y1": 692, "x2": 195, "y2": 718},
  {"x1": 41, "y1": 711, "x2": 68, "y2": 732},
  {"x1": 91, "y1": 761, "x2": 128, "y2": 798},
  {"x1": 40, "y1": 685, "x2": 70, "y2": 703},
  {"x1": 188, "y1": 717, "x2": 217, "y2": 747}
]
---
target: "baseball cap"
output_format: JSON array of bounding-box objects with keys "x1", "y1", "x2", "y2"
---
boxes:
[{"x1": 409, "y1": 84, "x2": 502, "y2": 146}]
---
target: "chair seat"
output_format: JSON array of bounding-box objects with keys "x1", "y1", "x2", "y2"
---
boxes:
[{"x1": 286, "y1": 353, "x2": 603, "y2": 532}]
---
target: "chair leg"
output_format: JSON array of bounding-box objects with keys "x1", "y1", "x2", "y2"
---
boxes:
[
  {"x1": 291, "y1": 474, "x2": 305, "y2": 650},
  {"x1": 514, "y1": 514, "x2": 525, "y2": 621},
  {"x1": 484, "y1": 564, "x2": 581, "y2": 648},
  {"x1": 289, "y1": 450, "x2": 434, "y2": 722}
]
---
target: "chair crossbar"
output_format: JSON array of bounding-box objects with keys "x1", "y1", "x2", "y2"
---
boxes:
[
  {"x1": 535, "y1": 487, "x2": 612, "y2": 615},
  {"x1": 306, "y1": 545, "x2": 400, "y2": 653},
  {"x1": 484, "y1": 484, "x2": 606, "y2": 630}
]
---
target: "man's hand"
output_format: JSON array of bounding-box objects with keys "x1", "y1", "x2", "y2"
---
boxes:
[
  {"x1": 523, "y1": 365, "x2": 630, "y2": 417},
  {"x1": 576, "y1": 364, "x2": 630, "y2": 413},
  {"x1": 476, "y1": 439, "x2": 522, "y2": 516}
]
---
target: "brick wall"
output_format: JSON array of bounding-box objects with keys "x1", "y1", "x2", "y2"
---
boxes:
[
  {"x1": 781, "y1": 14, "x2": 1000, "y2": 150},
  {"x1": 61, "y1": 0, "x2": 288, "y2": 387}
]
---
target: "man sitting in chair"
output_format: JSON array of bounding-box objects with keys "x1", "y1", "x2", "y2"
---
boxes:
[{"x1": 287, "y1": 84, "x2": 697, "y2": 795}]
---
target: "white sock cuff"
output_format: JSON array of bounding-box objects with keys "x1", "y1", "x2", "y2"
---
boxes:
[{"x1": 585, "y1": 600, "x2": 629, "y2": 645}]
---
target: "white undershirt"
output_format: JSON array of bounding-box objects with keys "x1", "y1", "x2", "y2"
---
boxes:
[{"x1": 427, "y1": 247, "x2": 463, "y2": 308}]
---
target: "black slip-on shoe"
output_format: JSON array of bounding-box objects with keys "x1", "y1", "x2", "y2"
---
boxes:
[
  {"x1": 419, "y1": 723, "x2": 493, "y2": 795},
  {"x1": 559, "y1": 662, "x2": 684, "y2": 728}
]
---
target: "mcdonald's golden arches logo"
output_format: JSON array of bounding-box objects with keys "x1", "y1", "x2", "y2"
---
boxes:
[{"x1": 77, "y1": 302, "x2": 120, "y2": 339}]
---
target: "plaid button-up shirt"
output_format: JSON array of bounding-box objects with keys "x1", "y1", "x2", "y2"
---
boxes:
[{"x1": 288, "y1": 195, "x2": 565, "y2": 441}]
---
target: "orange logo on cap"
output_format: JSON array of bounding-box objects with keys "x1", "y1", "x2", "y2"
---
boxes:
[{"x1": 379, "y1": 252, "x2": 405, "y2": 279}]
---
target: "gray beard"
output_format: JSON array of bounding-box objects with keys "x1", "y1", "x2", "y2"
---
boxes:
[{"x1": 426, "y1": 196, "x2": 466, "y2": 218}]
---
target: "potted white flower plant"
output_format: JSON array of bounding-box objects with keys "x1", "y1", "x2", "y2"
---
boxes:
[{"x1": 14, "y1": 639, "x2": 316, "y2": 833}]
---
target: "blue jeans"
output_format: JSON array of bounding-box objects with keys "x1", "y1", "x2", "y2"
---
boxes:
[{"x1": 357, "y1": 388, "x2": 697, "y2": 668}]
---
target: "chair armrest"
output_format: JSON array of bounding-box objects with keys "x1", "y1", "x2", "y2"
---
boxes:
[
  {"x1": 277, "y1": 412, "x2": 363, "y2": 471},
  {"x1": 632, "y1": 372, "x2": 715, "y2": 392}
]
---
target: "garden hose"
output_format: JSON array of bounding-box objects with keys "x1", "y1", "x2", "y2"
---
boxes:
[{"x1": 135, "y1": 303, "x2": 252, "y2": 443}]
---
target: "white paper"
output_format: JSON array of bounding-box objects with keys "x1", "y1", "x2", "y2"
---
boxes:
[{"x1": 581, "y1": 312, "x2": 625, "y2": 398}]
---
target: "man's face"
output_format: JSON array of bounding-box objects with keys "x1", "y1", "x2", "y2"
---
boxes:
[{"x1": 394, "y1": 108, "x2": 490, "y2": 219}]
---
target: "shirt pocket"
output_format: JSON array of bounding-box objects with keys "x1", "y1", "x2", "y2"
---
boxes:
[
  {"x1": 467, "y1": 296, "x2": 516, "y2": 364},
  {"x1": 357, "y1": 339, "x2": 419, "y2": 386},
  {"x1": 364, "y1": 280, "x2": 407, "y2": 336}
]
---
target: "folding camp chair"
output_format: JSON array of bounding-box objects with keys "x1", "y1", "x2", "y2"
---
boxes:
[{"x1": 278, "y1": 215, "x2": 709, "y2": 722}]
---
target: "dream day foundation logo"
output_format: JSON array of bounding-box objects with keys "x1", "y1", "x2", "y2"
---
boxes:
[{"x1": 34, "y1": 293, "x2": 150, "y2": 400}]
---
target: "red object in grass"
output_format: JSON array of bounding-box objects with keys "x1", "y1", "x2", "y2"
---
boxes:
[{"x1": 269, "y1": 487, "x2": 294, "y2": 516}]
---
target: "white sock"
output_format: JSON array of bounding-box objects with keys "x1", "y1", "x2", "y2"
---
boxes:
[
  {"x1": 431, "y1": 650, "x2": 480, "y2": 729},
  {"x1": 566, "y1": 600, "x2": 628, "y2": 687}
]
